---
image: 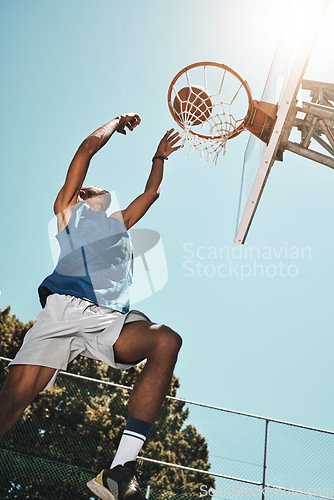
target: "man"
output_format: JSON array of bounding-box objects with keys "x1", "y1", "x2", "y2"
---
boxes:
[{"x1": 0, "y1": 113, "x2": 183, "y2": 500}]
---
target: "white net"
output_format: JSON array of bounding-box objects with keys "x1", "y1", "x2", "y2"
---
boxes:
[{"x1": 168, "y1": 63, "x2": 252, "y2": 164}]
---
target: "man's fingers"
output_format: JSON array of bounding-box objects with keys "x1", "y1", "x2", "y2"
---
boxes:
[
  {"x1": 131, "y1": 114, "x2": 141, "y2": 128},
  {"x1": 170, "y1": 138, "x2": 182, "y2": 147},
  {"x1": 171, "y1": 144, "x2": 184, "y2": 152},
  {"x1": 126, "y1": 115, "x2": 141, "y2": 132},
  {"x1": 126, "y1": 120, "x2": 135, "y2": 130},
  {"x1": 169, "y1": 131, "x2": 179, "y2": 139},
  {"x1": 118, "y1": 113, "x2": 141, "y2": 134},
  {"x1": 163, "y1": 128, "x2": 174, "y2": 139},
  {"x1": 170, "y1": 135, "x2": 181, "y2": 146}
]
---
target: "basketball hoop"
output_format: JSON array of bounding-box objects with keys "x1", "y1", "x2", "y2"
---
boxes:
[{"x1": 168, "y1": 62, "x2": 254, "y2": 164}]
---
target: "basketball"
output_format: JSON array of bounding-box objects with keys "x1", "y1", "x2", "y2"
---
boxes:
[{"x1": 173, "y1": 85, "x2": 213, "y2": 126}]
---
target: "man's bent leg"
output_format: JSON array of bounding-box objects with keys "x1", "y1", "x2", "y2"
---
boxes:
[
  {"x1": 113, "y1": 321, "x2": 182, "y2": 424},
  {"x1": 110, "y1": 321, "x2": 182, "y2": 468},
  {"x1": 0, "y1": 364, "x2": 56, "y2": 438},
  {"x1": 87, "y1": 322, "x2": 182, "y2": 498}
]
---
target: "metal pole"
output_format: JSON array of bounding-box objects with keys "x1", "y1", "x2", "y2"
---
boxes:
[
  {"x1": 300, "y1": 101, "x2": 334, "y2": 121},
  {"x1": 302, "y1": 115, "x2": 318, "y2": 148},
  {"x1": 312, "y1": 132, "x2": 334, "y2": 156},
  {"x1": 318, "y1": 119, "x2": 334, "y2": 150},
  {"x1": 262, "y1": 420, "x2": 269, "y2": 500},
  {"x1": 285, "y1": 140, "x2": 334, "y2": 169},
  {"x1": 303, "y1": 79, "x2": 334, "y2": 93}
]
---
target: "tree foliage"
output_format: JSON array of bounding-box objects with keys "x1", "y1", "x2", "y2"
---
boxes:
[{"x1": 0, "y1": 306, "x2": 215, "y2": 499}]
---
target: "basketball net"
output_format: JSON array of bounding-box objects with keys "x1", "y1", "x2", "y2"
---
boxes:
[
  {"x1": 168, "y1": 62, "x2": 253, "y2": 165},
  {"x1": 181, "y1": 126, "x2": 229, "y2": 165}
]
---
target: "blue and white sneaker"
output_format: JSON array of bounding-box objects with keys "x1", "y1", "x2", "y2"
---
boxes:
[{"x1": 87, "y1": 460, "x2": 144, "y2": 500}]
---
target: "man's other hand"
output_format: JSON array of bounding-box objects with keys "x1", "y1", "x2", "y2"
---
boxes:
[{"x1": 116, "y1": 113, "x2": 141, "y2": 135}]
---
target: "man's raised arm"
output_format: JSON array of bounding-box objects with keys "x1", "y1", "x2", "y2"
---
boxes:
[
  {"x1": 54, "y1": 113, "x2": 140, "y2": 214},
  {"x1": 112, "y1": 129, "x2": 182, "y2": 230}
]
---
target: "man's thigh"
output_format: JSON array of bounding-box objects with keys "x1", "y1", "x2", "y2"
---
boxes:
[{"x1": 113, "y1": 321, "x2": 162, "y2": 365}]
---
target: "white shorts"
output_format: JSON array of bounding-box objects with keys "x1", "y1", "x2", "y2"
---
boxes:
[{"x1": 6, "y1": 294, "x2": 151, "y2": 390}]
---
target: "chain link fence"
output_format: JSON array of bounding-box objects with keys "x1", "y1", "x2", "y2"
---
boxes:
[{"x1": 0, "y1": 357, "x2": 333, "y2": 500}]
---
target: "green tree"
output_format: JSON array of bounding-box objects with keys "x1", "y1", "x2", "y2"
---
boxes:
[{"x1": 0, "y1": 306, "x2": 215, "y2": 499}]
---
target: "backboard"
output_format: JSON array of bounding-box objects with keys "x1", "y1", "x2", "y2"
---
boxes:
[{"x1": 234, "y1": 0, "x2": 330, "y2": 244}]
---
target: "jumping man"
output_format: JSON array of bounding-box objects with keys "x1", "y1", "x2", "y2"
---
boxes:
[{"x1": 0, "y1": 113, "x2": 183, "y2": 500}]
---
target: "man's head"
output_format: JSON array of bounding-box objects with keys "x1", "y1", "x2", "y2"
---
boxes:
[{"x1": 79, "y1": 186, "x2": 111, "y2": 212}]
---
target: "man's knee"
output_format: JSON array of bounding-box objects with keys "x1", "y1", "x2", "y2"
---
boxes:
[{"x1": 153, "y1": 325, "x2": 182, "y2": 355}]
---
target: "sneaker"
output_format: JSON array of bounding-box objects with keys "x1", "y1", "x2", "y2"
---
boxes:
[{"x1": 87, "y1": 460, "x2": 144, "y2": 500}]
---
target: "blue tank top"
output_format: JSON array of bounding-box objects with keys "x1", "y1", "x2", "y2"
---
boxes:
[{"x1": 38, "y1": 201, "x2": 133, "y2": 313}]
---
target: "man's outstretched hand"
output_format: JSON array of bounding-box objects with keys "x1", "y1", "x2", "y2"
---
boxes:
[
  {"x1": 155, "y1": 129, "x2": 183, "y2": 158},
  {"x1": 116, "y1": 113, "x2": 141, "y2": 135}
]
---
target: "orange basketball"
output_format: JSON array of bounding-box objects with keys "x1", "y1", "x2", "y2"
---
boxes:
[{"x1": 173, "y1": 85, "x2": 213, "y2": 126}]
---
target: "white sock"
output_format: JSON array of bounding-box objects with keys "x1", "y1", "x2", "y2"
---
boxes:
[{"x1": 110, "y1": 418, "x2": 152, "y2": 469}]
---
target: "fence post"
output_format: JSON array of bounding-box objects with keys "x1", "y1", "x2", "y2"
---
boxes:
[{"x1": 262, "y1": 419, "x2": 269, "y2": 500}]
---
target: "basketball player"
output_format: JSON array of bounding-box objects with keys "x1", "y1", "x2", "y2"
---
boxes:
[{"x1": 0, "y1": 113, "x2": 183, "y2": 500}]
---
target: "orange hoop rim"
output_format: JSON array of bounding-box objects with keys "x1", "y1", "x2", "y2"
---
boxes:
[{"x1": 167, "y1": 61, "x2": 254, "y2": 141}]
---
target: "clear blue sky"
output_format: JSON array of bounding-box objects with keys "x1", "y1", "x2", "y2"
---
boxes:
[{"x1": 1, "y1": 0, "x2": 333, "y2": 435}]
